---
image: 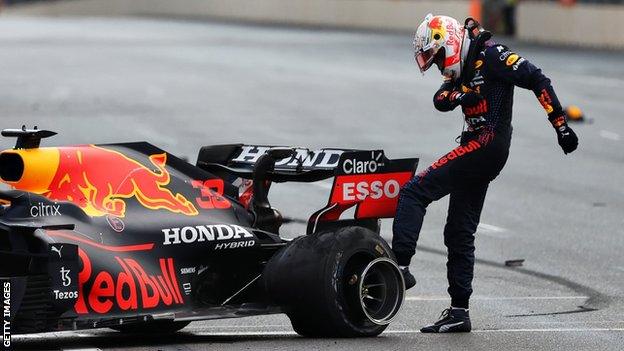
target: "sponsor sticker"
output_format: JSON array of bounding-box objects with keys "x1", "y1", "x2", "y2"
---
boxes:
[
  {"x1": 431, "y1": 141, "x2": 482, "y2": 170},
  {"x1": 330, "y1": 172, "x2": 412, "y2": 218},
  {"x1": 51, "y1": 244, "x2": 63, "y2": 258},
  {"x1": 30, "y1": 202, "x2": 60, "y2": 218},
  {"x1": 53, "y1": 290, "x2": 78, "y2": 300},
  {"x1": 75, "y1": 249, "x2": 184, "y2": 314},
  {"x1": 341, "y1": 151, "x2": 385, "y2": 175},
  {"x1": 463, "y1": 99, "x2": 488, "y2": 117},
  {"x1": 60, "y1": 266, "x2": 72, "y2": 287},
  {"x1": 231, "y1": 146, "x2": 345, "y2": 170},
  {"x1": 214, "y1": 241, "x2": 256, "y2": 250},
  {"x1": 180, "y1": 267, "x2": 196, "y2": 275},
  {"x1": 106, "y1": 216, "x2": 125, "y2": 233},
  {"x1": 506, "y1": 54, "x2": 520, "y2": 66},
  {"x1": 336, "y1": 150, "x2": 388, "y2": 176},
  {"x1": 499, "y1": 51, "x2": 512, "y2": 61},
  {"x1": 48, "y1": 244, "x2": 79, "y2": 310},
  {"x1": 322, "y1": 151, "x2": 417, "y2": 220},
  {"x1": 512, "y1": 57, "x2": 526, "y2": 71},
  {"x1": 162, "y1": 224, "x2": 255, "y2": 246},
  {"x1": 467, "y1": 116, "x2": 487, "y2": 126},
  {"x1": 538, "y1": 88, "x2": 555, "y2": 114},
  {"x1": 183, "y1": 283, "x2": 192, "y2": 296},
  {"x1": 341, "y1": 179, "x2": 401, "y2": 202}
]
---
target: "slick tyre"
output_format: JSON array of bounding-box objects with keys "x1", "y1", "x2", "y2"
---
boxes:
[
  {"x1": 263, "y1": 226, "x2": 405, "y2": 337},
  {"x1": 111, "y1": 320, "x2": 190, "y2": 334}
]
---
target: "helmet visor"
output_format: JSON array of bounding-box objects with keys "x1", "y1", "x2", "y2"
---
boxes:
[
  {"x1": 414, "y1": 39, "x2": 440, "y2": 73},
  {"x1": 415, "y1": 47, "x2": 435, "y2": 73}
]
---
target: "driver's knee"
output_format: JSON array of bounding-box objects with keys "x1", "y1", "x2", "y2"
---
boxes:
[{"x1": 398, "y1": 176, "x2": 429, "y2": 205}]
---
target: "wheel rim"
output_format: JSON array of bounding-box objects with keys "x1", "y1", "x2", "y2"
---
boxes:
[{"x1": 357, "y1": 257, "x2": 405, "y2": 325}]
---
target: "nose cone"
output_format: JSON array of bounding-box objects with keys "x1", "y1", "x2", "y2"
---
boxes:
[{"x1": 0, "y1": 148, "x2": 60, "y2": 193}]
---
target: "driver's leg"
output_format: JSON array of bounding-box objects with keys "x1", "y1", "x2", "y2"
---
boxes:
[
  {"x1": 392, "y1": 140, "x2": 484, "y2": 269},
  {"x1": 419, "y1": 173, "x2": 489, "y2": 334},
  {"x1": 392, "y1": 163, "x2": 452, "y2": 268},
  {"x1": 444, "y1": 181, "x2": 489, "y2": 309}
]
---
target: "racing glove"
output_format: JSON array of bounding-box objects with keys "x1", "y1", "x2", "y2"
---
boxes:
[{"x1": 549, "y1": 115, "x2": 578, "y2": 154}]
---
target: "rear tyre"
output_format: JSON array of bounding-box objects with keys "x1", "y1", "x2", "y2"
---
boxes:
[
  {"x1": 263, "y1": 226, "x2": 405, "y2": 337},
  {"x1": 111, "y1": 320, "x2": 190, "y2": 334}
]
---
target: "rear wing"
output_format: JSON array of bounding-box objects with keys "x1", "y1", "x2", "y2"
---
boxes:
[
  {"x1": 197, "y1": 144, "x2": 354, "y2": 182},
  {"x1": 197, "y1": 144, "x2": 418, "y2": 231}
]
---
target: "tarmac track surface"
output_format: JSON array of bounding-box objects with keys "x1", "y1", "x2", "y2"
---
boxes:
[{"x1": 0, "y1": 16, "x2": 623, "y2": 351}]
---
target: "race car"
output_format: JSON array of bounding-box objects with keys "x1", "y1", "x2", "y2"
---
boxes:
[{"x1": 0, "y1": 126, "x2": 418, "y2": 338}]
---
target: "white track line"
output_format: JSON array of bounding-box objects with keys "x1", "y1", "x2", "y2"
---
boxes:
[
  {"x1": 183, "y1": 320, "x2": 624, "y2": 331},
  {"x1": 388, "y1": 328, "x2": 624, "y2": 334},
  {"x1": 186, "y1": 324, "x2": 290, "y2": 330},
  {"x1": 405, "y1": 296, "x2": 588, "y2": 301},
  {"x1": 475, "y1": 328, "x2": 624, "y2": 333},
  {"x1": 185, "y1": 328, "x2": 624, "y2": 337},
  {"x1": 16, "y1": 326, "x2": 624, "y2": 342},
  {"x1": 499, "y1": 320, "x2": 624, "y2": 325}
]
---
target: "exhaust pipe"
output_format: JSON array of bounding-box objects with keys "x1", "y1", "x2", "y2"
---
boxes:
[
  {"x1": 0, "y1": 152, "x2": 24, "y2": 182},
  {"x1": 0, "y1": 148, "x2": 60, "y2": 192}
]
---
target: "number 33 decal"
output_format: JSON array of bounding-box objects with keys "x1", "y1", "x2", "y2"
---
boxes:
[{"x1": 191, "y1": 179, "x2": 231, "y2": 209}]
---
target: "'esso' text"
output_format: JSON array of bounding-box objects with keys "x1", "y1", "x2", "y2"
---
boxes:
[{"x1": 342, "y1": 180, "x2": 400, "y2": 201}]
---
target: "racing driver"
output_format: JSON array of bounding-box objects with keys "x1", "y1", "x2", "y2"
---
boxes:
[{"x1": 392, "y1": 14, "x2": 578, "y2": 333}]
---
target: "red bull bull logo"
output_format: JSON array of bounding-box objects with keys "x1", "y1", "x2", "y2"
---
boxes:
[
  {"x1": 1, "y1": 145, "x2": 198, "y2": 217},
  {"x1": 428, "y1": 15, "x2": 462, "y2": 68},
  {"x1": 428, "y1": 16, "x2": 444, "y2": 31},
  {"x1": 48, "y1": 145, "x2": 198, "y2": 217}
]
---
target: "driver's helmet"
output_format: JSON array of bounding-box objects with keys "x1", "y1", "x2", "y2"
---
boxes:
[{"x1": 413, "y1": 14, "x2": 470, "y2": 80}]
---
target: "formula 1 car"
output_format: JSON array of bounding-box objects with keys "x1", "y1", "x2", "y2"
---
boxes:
[{"x1": 0, "y1": 126, "x2": 418, "y2": 339}]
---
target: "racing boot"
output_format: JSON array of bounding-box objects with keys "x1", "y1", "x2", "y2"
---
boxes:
[
  {"x1": 399, "y1": 266, "x2": 416, "y2": 290},
  {"x1": 420, "y1": 307, "x2": 471, "y2": 333}
]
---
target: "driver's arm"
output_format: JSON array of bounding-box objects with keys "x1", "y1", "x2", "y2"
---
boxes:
[
  {"x1": 433, "y1": 80, "x2": 462, "y2": 112},
  {"x1": 483, "y1": 45, "x2": 563, "y2": 123},
  {"x1": 484, "y1": 44, "x2": 578, "y2": 154}
]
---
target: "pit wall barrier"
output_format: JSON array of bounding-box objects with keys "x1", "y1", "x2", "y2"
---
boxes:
[
  {"x1": 516, "y1": 1, "x2": 624, "y2": 49},
  {"x1": 2, "y1": 0, "x2": 623, "y2": 49},
  {"x1": 1, "y1": 0, "x2": 470, "y2": 31}
]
